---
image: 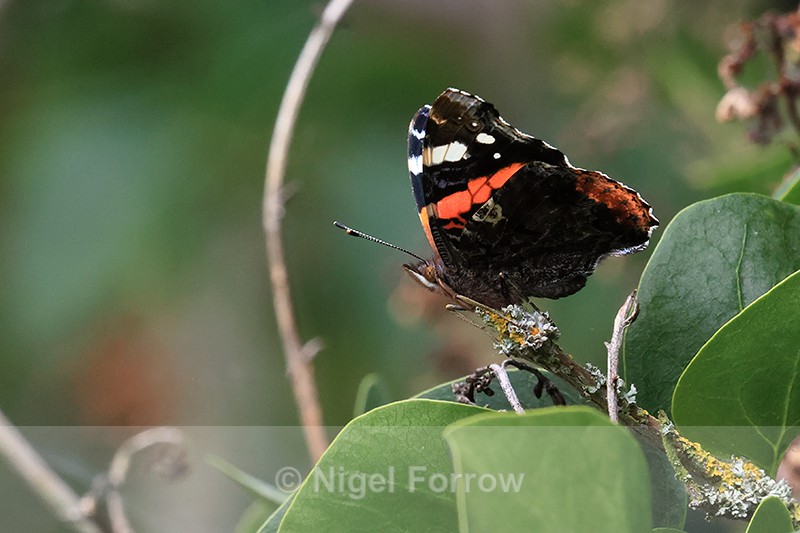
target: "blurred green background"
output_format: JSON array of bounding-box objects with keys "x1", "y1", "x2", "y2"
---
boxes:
[{"x1": 0, "y1": 0, "x2": 794, "y2": 530}]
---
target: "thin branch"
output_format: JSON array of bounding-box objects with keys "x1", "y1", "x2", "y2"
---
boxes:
[
  {"x1": 262, "y1": 0, "x2": 354, "y2": 462},
  {"x1": 488, "y1": 364, "x2": 525, "y2": 414},
  {"x1": 606, "y1": 291, "x2": 638, "y2": 423},
  {"x1": 102, "y1": 427, "x2": 187, "y2": 533},
  {"x1": 0, "y1": 410, "x2": 101, "y2": 533}
]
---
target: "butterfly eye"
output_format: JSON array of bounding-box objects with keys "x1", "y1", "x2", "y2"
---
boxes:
[{"x1": 466, "y1": 119, "x2": 482, "y2": 132}]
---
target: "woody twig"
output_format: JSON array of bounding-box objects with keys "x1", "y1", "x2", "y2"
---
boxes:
[
  {"x1": 262, "y1": 0, "x2": 354, "y2": 462},
  {"x1": 0, "y1": 410, "x2": 101, "y2": 533}
]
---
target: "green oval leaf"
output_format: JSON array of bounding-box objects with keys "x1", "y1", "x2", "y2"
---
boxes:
[
  {"x1": 623, "y1": 193, "x2": 800, "y2": 413},
  {"x1": 257, "y1": 494, "x2": 294, "y2": 533},
  {"x1": 277, "y1": 399, "x2": 488, "y2": 533},
  {"x1": 745, "y1": 496, "x2": 794, "y2": 533},
  {"x1": 642, "y1": 441, "x2": 687, "y2": 529},
  {"x1": 444, "y1": 406, "x2": 652, "y2": 533},
  {"x1": 420, "y1": 374, "x2": 683, "y2": 528},
  {"x1": 672, "y1": 270, "x2": 800, "y2": 474}
]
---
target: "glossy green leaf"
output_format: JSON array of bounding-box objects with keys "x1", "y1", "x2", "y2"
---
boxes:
[
  {"x1": 352, "y1": 373, "x2": 391, "y2": 417},
  {"x1": 672, "y1": 270, "x2": 800, "y2": 474},
  {"x1": 652, "y1": 529, "x2": 687, "y2": 533},
  {"x1": 623, "y1": 193, "x2": 800, "y2": 413},
  {"x1": 774, "y1": 166, "x2": 800, "y2": 206},
  {"x1": 420, "y1": 373, "x2": 682, "y2": 528},
  {"x1": 444, "y1": 407, "x2": 652, "y2": 533},
  {"x1": 642, "y1": 440, "x2": 687, "y2": 529},
  {"x1": 277, "y1": 399, "x2": 488, "y2": 533},
  {"x1": 257, "y1": 494, "x2": 294, "y2": 533},
  {"x1": 744, "y1": 496, "x2": 794, "y2": 533},
  {"x1": 415, "y1": 368, "x2": 585, "y2": 408}
]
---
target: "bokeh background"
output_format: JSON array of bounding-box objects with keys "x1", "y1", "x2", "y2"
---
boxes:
[{"x1": 1, "y1": 0, "x2": 795, "y2": 530}]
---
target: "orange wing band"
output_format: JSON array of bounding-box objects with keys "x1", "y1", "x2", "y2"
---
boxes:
[{"x1": 434, "y1": 162, "x2": 524, "y2": 220}]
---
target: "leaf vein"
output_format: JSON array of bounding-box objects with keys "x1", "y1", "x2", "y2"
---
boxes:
[
  {"x1": 734, "y1": 223, "x2": 748, "y2": 311},
  {"x1": 740, "y1": 409, "x2": 777, "y2": 453}
]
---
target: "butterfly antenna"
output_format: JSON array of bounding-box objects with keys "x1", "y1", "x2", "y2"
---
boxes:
[{"x1": 333, "y1": 221, "x2": 427, "y2": 263}]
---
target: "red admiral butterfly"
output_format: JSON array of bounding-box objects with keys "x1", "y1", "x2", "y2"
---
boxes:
[{"x1": 402, "y1": 88, "x2": 658, "y2": 308}]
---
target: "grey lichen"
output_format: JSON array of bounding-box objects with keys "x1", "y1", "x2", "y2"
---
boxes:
[
  {"x1": 476, "y1": 304, "x2": 560, "y2": 357},
  {"x1": 583, "y1": 363, "x2": 606, "y2": 394},
  {"x1": 660, "y1": 413, "x2": 800, "y2": 523}
]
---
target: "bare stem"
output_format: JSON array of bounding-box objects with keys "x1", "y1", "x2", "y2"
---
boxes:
[
  {"x1": 102, "y1": 427, "x2": 188, "y2": 533},
  {"x1": 0, "y1": 410, "x2": 101, "y2": 533},
  {"x1": 262, "y1": 0, "x2": 354, "y2": 463},
  {"x1": 606, "y1": 291, "x2": 638, "y2": 423},
  {"x1": 488, "y1": 364, "x2": 525, "y2": 414}
]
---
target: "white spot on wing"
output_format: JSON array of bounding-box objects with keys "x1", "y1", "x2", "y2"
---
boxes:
[
  {"x1": 493, "y1": 152, "x2": 501, "y2": 159},
  {"x1": 425, "y1": 142, "x2": 470, "y2": 165},
  {"x1": 429, "y1": 145, "x2": 447, "y2": 164},
  {"x1": 408, "y1": 154, "x2": 422, "y2": 175},
  {"x1": 445, "y1": 142, "x2": 468, "y2": 161},
  {"x1": 476, "y1": 133, "x2": 495, "y2": 144}
]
